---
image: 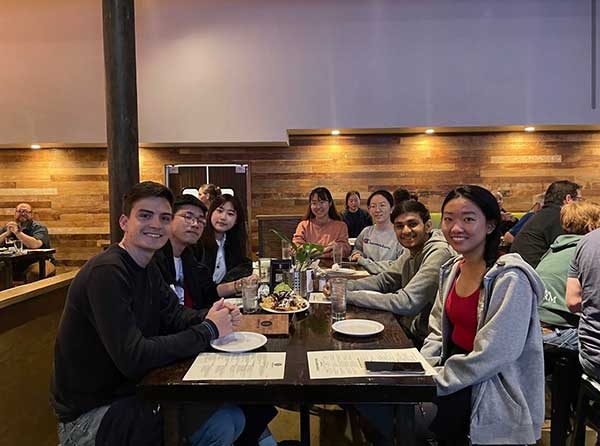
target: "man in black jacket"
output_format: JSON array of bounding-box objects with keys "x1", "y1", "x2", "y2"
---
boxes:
[
  {"x1": 510, "y1": 180, "x2": 582, "y2": 267},
  {"x1": 51, "y1": 182, "x2": 245, "y2": 446},
  {"x1": 154, "y1": 194, "x2": 250, "y2": 308},
  {"x1": 153, "y1": 194, "x2": 278, "y2": 446}
]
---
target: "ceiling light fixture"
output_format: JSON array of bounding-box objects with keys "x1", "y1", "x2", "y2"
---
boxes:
[
  {"x1": 524, "y1": 126, "x2": 535, "y2": 132},
  {"x1": 30, "y1": 144, "x2": 41, "y2": 149},
  {"x1": 331, "y1": 129, "x2": 341, "y2": 136},
  {"x1": 425, "y1": 129, "x2": 435, "y2": 135}
]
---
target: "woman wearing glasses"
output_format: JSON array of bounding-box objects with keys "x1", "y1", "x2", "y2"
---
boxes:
[
  {"x1": 293, "y1": 187, "x2": 351, "y2": 258},
  {"x1": 198, "y1": 194, "x2": 253, "y2": 286},
  {"x1": 349, "y1": 190, "x2": 403, "y2": 274}
]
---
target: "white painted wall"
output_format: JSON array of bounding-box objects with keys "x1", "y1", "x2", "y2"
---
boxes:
[{"x1": 1, "y1": 0, "x2": 597, "y2": 144}]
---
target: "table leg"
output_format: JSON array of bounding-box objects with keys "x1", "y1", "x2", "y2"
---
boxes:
[
  {"x1": 38, "y1": 258, "x2": 46, "y2": 279},
  {"x1": 300, "y1": 404, "x2": 311, "y2": 446},
  {"x1": 394, "y1": 404, "x2": 416, "y2": 446},
  {"x1": 551, "y1": 355, "x2": 571, "y2": 446},
  {"x1": 162, "y1": 402, "x2": 182, "y2": 446},
  {"x1": 0, "y1": 260, "x2": 13, "y2": 290}
]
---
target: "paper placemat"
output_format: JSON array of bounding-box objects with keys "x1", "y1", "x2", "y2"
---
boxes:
[
  {"x1": 309, "y1": 292, "x2": 331, "y2": 304},
  {"x1": 184, "y1": 352, "x2": 286, "y2": 381},
  {"x1": 307, "y1": 348, "x2": 437, "y2": 379}
]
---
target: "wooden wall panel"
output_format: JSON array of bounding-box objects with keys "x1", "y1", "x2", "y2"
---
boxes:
[{"x1": 1, "y1": 131, "x2": 599, "y2": 266}]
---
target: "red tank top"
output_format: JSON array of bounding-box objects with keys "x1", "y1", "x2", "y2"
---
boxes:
[{"x1": 445, "y1": 277, "x2": 480, "y2": 352}]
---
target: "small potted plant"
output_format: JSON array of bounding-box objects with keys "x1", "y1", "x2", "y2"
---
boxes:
[
  {"x1": 271, "y1": 229, "x2": 324, "y2": 297},
  {"x1": 270, "y1": 229, "x2": 324, "y2": 271}
]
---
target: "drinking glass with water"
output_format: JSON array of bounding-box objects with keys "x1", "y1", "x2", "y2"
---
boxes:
[{"x1": 329, "y1": 277, "x2": 347, "y2": 321}]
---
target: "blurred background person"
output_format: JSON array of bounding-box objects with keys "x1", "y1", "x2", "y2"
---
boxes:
[
  {"x1": 0, "y1": 202, "x2": 55, "y2": 282},
  {"x1": 392, "y1": 187, "x2": 418, "y2": 208},
  {"x1": 503, "y1": 193, "x2": 545, "y2": 245},
  {"x1": 537, "y1": 201, "x2": 600, "y2": 332},
  {"x1": 492, "y1": 190, "x2": 518, "y2": 235},
  {"x1": 198, "y1": 183, "x2": 221, "y2": 209},
  {"x1": 511, "y1": 180, "x2": 582, "y2": 267},
  {"x1": 341, "y1": 190, "x2": 371, "y2": 238}
]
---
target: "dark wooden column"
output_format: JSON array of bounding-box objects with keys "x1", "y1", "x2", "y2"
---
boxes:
[{"x1": 102, "y1": 0, "x2": 140, "y2": 242}]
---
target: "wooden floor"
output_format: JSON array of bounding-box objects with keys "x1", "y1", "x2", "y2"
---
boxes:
[{"x1": 268, "y1": 409, "x2": 600, "y2": 446}]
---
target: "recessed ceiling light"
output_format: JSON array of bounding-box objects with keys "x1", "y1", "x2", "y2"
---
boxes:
[
  {"x1": 331, "y1": 129, "x2": 341, "y2": 136},
  {"x1": 524, "y1": 126, "x2": 535, "y2": 132},
  {"x1": 425, "y1": 129, "x2": 435, "y2": 135},
  {"x1": 30, "y1": 144, "x2": 41, "y2": 149}
]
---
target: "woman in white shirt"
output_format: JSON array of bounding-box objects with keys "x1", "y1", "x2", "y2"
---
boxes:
[
  {"x1": 350, "y1": 190, "x2": 403, "y2": 274},
  {"x1": 197, "y1": 194, "x2": 253, "y2": 285}
]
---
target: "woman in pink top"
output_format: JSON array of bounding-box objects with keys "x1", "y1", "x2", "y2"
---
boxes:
[{"x1": 293, "y1": 187, "x2": 351, "y2": 258}]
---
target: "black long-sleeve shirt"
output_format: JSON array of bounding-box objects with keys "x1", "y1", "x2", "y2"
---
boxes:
[{"x1": 50, "y1": 244, "x2": 218, "y2": 422}]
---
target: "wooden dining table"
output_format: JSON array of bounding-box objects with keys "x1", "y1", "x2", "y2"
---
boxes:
[
  {"x1": 139, "y1": 303, "x2": 436, "y2": 446},
  {"x1": 0, "y1": 248, "x2": 56, "y2": 290}
]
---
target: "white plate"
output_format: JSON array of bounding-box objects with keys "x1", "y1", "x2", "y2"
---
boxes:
[
  {"x1": 260, "y1": 297, "x2": 310, "y2": 314},
  {"x1": 210, "y1": 332, "x2": 267, "y2": 353},
  {"x1": 325, "y1": 267, "x2": 359, "y2": 276},
  {"x1": 332, "y1": 319, "x2": 384, "y2": 336},
  {"x1": 224, "y1": 297, "x2": 243, "y2": 308}
]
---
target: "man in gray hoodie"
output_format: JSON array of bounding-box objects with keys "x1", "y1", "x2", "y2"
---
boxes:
[{"x1": 341, "y1": 200, "x2": 455, "y2": 344}]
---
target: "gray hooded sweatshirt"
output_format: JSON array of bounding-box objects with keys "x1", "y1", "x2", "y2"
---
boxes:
[
  {"x1": 346, "y1": 230, "x2": 454, "y2": 341},
  {"x1": 421, "y1": 253, "x2": 545, "y2": 445}
]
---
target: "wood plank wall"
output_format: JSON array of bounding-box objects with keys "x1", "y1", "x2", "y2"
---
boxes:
[{"x1": 1, "y1": 131, "x2": 599, "y2": 266}]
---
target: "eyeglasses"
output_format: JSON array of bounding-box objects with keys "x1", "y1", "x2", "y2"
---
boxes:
[
  {"x1": 16, "y1": 209, "x2": 32, "y2": 214},
  {"x1": 176, "y1": 213, "x2": 206, "y2": 226}
]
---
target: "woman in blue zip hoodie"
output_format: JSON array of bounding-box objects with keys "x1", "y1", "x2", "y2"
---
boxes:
[{"x1": 421, "y1": 185, "x2": 545, "y2": 445}]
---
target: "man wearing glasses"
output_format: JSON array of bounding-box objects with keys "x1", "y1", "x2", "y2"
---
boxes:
[
  {"x1": 152, "y1": 194, "x2": 278, "y2": 446},
  {"x1": 153, "y1": 194, "x2": 251, "y2": 309},
  {"x1": 0, "y1": 202, "x2": 55, "y2": 282}
]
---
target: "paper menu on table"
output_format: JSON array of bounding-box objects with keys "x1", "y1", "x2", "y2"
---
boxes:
[
  {"x1": 183, "y1": 352, "x2": 286, "y2": 381},
  {"x1": 307, "y1": 348, "x2": 437, "y2": 379}
]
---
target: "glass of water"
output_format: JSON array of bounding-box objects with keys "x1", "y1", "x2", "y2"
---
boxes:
[
  {"x1": 13, "y1": 240, "x2": 24, "y2": 254},
  {"x1": 281, "y1": 240, "x2": 292, "y2": 260},
  {"x1": 329, "y1": 277, "x2": 347, "y2": 322},
  {"x1": 242, "y1": 283, "x2": 259, "y2": 314}
]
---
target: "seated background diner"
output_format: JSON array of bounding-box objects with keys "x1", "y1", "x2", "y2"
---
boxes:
[
  {"x1": 197, "y1": 193, "x2": 253, "y2": 285},
  {"x1": 392, "y1": 187, "x2": 418, "y2": 207},
  {"x1": 510, "y1": 179, "x2": 583, "y2": 267},
  {"x1": 198, "y1": 183, "x2": 222, "y2": 209},
  {"x1": 292, "y1": 186, "x2": 351, "y2": 258},
  {"x1": 0, "y1": 202, "x2": 55, "y2": 283},
  {"x1": 503, "y1": 193, "x2": 545, "y2": 245},
  {"x1": 537, "y1": 201, "x2": 600, "y2": 336},
  {"x1": 341, "y1": 190, "x2": 371, "y2": 238},
  {"x1": 350, "y1": 189, "x2": 403, "y2": 274}
]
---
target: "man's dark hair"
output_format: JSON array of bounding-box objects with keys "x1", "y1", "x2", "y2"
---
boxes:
[
  {"x1": 173, "y1": 194, "x2": 207, "y2": 215},
  {"x1": 543, "y1": 180, "x2": 581, "y2": 206},
  {"x1": 391, "y1": 199, "x2": 431, "y2": 224},
  {"x1": 393, "y1": 187, "x2": 418, "y2": 206},
  {"x1": 121, "y1": 181, "x2": 174, "y2": 216}
]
